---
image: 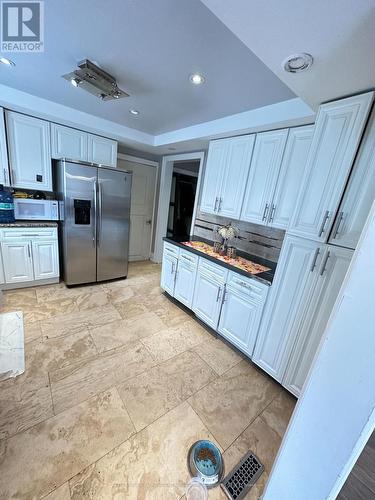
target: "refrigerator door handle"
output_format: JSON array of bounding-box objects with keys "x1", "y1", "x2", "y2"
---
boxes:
[
  {"x1": 97, "y1": 181, "x2": 103, "y2": 246},
  {"x1": 93, "y1": 180, "x2": 97, "y2": 247}
]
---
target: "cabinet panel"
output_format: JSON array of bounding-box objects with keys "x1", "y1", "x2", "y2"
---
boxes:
[
  {"x1": 1, "y1": 241, "x2": 34, "y2": 283},
  {"x1": 32, "y1": 240, "x2": 59, "y2": 280},
  {"x1": 252, "y1": 235, "x2": 322, "y2": 381},
  {"x1": 160, "y1": 251, "x2": 177, "y2": 295},
  {"x1": 174, "y1": 260, "x2": 197, "y2": 308},
  {"x1": 51, "y1": 124, "x2": 88, "y2": 161},
  {"x1": 289, "y1": 92, "x2": 374, "y2": 241},
  {"x1": 6, "y1": 111, "x2": 52, "y2": 191},
  {"x1": 241, "y1": 129, "x2": 289, "y2": 224},
  {"x1": 200, "y1": 139, "x2": 227, "y2": 214},
  {"x1": 218, "y1": 135, "x2": 255, "y2": 219},
  {"x1": 329, "y1": 107, "x2": 375, "y2": 249},
  {"x1": 0, "y1": 108, "x2": 10, "y2": 186},
  {"x1": 0, "y1": 251, "x2": 4, "y2": 284},
  {"x1": 283, "y1": 246, "x2": 353, "y2": 396},
  {"x1": 87, "y1": 135, "x2": 118, "y2": 168},
  {"x1": 218, "y1": 288, "x2": 264, "y2": 356},
  {"x1": 192, "y1": 270, "x2": 223, "y2": 330},
  {"x1": 270, "y1": 125, "x2": 314, "y2": 229}
]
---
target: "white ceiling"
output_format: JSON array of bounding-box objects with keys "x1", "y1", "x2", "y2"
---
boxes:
[
  {"x1": 0, "y1": 0, "x2": 295, "y2": 135},
  {"x1": 201, "y1": 0, "x2": 375, "y2": 109}
]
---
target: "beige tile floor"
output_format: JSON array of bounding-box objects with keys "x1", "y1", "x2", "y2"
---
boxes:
[{"x1": 0, "y1": 261, "x2": 296, "y2": 499}]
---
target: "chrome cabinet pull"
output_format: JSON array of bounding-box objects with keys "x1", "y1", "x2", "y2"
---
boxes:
[
  {"x1": 234, "y1": 278, "x2": 251, "y2": 290},
  {"x1": 216, "y1": 286, "x2": 222, "y2": 302},
  {"x1": 218, "y1": 197, "x2": 223, "y2": 212},
  {"x1": 320, "y1": 251, "x2": 331, "y2": 276},
  {"x1": 262, "y1": 203, "x2": 269, "y2": 222},
  {"x1": 27, "y1": 243, "x2": 31, "y2": 259},
  {"x1": 181, "y1": 254, "x2": 194, "y2": 263},
  {"x1": 214, "y1": 197, "x2": 219, "y2": 211},
  {"x1": 171, "y1": 261, "x2": 175, "y2": 274},
  {"x1": 332, "y1": 211, "x2": 344, "y2": 239},
  {"x1": 222, "y1": 289, "x2": 227, "y2": 303},
  {"x1": 268, "y1": 204, "x2": 276, "y2": 223},
  {"x1": 310, "y1": 248, "x2": 320, "y2": 272},
  {"x1": 318, "y1": 210, "x2": 330, "y2": 237}
]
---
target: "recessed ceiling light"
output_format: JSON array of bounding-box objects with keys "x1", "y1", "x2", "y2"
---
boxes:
[
  {"x1": 189, "y1": 73, "x2": 205, "y2": 85},
  {"x1": 70, "y1": 77, "x2": 81, "y2": 87},
  {"x1": 0, "y1": 57, "x2": 15, "y2": 67},
  {"x1": 129, "y1": 108, "x2": 140, "y2": 116},
  {"x1": 282, "y1": 53, "x2": 313, "y2": 73}
]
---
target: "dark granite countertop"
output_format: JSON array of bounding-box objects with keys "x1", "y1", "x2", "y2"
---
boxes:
[
  {"x1": 0, "y1": 221, "x2": 58, "y2": 228},
  {"x1": 163, "y1": 236, "x2": 276, "y2": 285}
]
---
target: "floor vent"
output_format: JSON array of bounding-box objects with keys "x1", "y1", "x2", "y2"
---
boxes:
[{"x1": 220, "y1": 451, "x2": 264, "y2": 500}]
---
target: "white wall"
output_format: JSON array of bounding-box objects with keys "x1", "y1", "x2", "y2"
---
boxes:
[{"x1": 263, "y1": 201, "x2": 375, "y2": 500}]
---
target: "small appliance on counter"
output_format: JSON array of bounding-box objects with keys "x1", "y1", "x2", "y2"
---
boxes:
[
  {"x1": 0, "y1": 184, "x2": 15, "y2": 223},
  {"x1": 13, "y1": 198, "x2": 59, "y2": 220}
]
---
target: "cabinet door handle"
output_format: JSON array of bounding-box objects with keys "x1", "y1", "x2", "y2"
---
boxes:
[
  {"x1": 318, "y1": 210, "x2": 330, "y2": 237},
  {"x1": 27, "y1": 244, "x2": 31, "y2": 259},
  {"x1": 216, "y1": 286, "x2": 222, "y2": 302},
  {"x1": 222, "y1": 289, "x2": 227, "y2": 303},
  {"x1": 310, "y1": 248, "x2": 320, "y2": 272},
  {"x1": 262, "y1": 203, "x2": 269, "y2": 222},
  {"x1": 171, "y1": 261, "x2": 175, "y2": 274},
  {"x1": 214, "y1": 197, "x2": 219, "y2": 211},
  {"x1": 218, "y1": 197, "x2": 223, "y2": 212},
  {"x1": 332, "y1": 211, "x2": 344, "y2": 239},
  {"x1": 320, "y1": 251, "x2": 331, "y2": 276},
  {"x1": 234, "y1": 278, "x2": 251, "y2": 290},
  {"x1": 268, "y1": 204, "x2": 276, "y2": 223},
  {"x1": 181, "y1": 254, "x2": 194, "y2": 263}
]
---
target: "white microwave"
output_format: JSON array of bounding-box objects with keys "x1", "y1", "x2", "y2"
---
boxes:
[{"x1": 14, "y1": 199, "x2": 59, "y2": 221}]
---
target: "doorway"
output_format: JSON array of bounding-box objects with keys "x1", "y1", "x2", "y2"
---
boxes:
[
  {"x1": 153, "y1": 151, "x2": 205, "y2": 262},
  {"x1": 117, "y1": 155, "x2": 158, "y2": 261},
  {"x1": 167, "y1": 160, "x2": 200, "y2": 240}
]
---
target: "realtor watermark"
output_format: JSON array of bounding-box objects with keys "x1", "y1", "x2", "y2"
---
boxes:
[{"x1": 1, "y1": 1, "x2": 44, "y2": 52}]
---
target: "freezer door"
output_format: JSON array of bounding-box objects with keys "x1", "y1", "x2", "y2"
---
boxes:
[
  {"x1": 97, "y1": 169, "x2": 131, "y2": 281},
  {"x1": 61, "y1": 162, "x2": 97, "y2": 285}
]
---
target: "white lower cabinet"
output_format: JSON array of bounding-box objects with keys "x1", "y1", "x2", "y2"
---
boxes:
[
  {"x1": 174, "y1": 251, "x2": 198, "y2": 308},
  {"x1": 160, "y1": 251, "x2": 178, "y2": 296},
  {"x1": 282, "y1": 245, "x2": 353, "y2": 396},
  {"x1": 1, "y1": 241, "x2": 34, "y2": 283},
  {"x1": 192, "y1": 269, "x2": 225, "y2": 330},
  {"x1": 32, "y1": 240, "x2": 59, "y2": 280},
  {"x1": 0, "y1": 227, "x2": 59, "y2": 288}
]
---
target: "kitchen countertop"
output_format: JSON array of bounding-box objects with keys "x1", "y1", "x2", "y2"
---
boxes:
[
  {"x1": 0, "y1": 221, "x2": 58, "y2": 228},
  {"x1": 163, "y1": 236, "x2": 276, "y2": 285}
]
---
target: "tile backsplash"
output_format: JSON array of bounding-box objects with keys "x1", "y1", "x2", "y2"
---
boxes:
[{"x1": 193, "y1": 210, "x2": 285, "y2": 263}]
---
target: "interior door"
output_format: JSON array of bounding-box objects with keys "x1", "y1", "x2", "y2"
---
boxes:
[
  {"x1": 61, "y1": 162, "x2": 97, "y2": 285},
  {"x1": 97, "y1": 168, "x2": 131, "y2": 281},
  {"x1": 118, "y1": 160, "x2": 157, "y2": 261}
]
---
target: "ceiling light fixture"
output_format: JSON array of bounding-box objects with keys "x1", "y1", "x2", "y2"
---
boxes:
[
  {"x1": 70, "y1": 77, "x2": 81, "y2": 87},
  {"x1": 63, "y1": 59, "x2": 129, "y2": 101},
  {"x1": 189, "y1": 73, "x2": 205, "y2": 85},
  {"x1": 0, "y1": 57, "x2": 15, "y2": 67},
  {"x1": 282, "y1": 53, "x2": 313, "y2": 73},
  {"x1": 129, "y1": 108, "x2": 139, "y2": 116}
]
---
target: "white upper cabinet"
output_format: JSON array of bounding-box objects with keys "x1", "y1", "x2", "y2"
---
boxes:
[
  {"x1": 329, "y1": 106, "x2": 375, "y2": 250},
  {"x1": 0, "y1": 108, "x2": 10, "y2": 186},
  {"x1": 200, "y1": 135, "x2": 254, "y2": 219},
  {"x1": 283, "y1": 245, "x2": 353, "y2": 396},
  {"x1": 241, "y1": 129, "x2": 289, "y2": 225},
  {"x1": 289, "y1": 92, "x2": 374, "y2": 241},
  {"x1": 87, "y1": 134, "x2": 118, "y2": 168},
  {"x1": 218, "y1": 135, "x2": 255, "y2": 219},
  {"x1": 252, "y1": 235, "x2": 322, "y2": 382},
  {"x1": 269, "y1": 125, "x2": 314, "y2": 229},
  {"x1": 6, "y1": 111, "x2": 52, "y2": 191},
  {"x1": 51, "y1": 123, "x2": 88, "y2": 161},
  {"x1": 200, "y1": 139, "x2": 227, "y2": 214}
]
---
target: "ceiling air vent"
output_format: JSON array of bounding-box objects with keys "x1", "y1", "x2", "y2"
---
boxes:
[{"x1": 62, "y1": 59, "x2": 129, "y2": 101}]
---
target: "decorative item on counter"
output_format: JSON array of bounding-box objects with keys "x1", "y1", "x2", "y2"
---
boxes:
[
  {"x1": 227, "y1": 246, "x2": 237, "y2": 259},
  {"x1": 0, "y1": 184, "x2": 15, "y2": 223},
  {"x1": 213, "y1": 241, "x2": 221, "y2": 253},
  {"x1": 13, "y1": 191, "x2": 29, "y2": 198},
  {"x1": 217, "y1": 222, "x2": 239, "y2": 256}
]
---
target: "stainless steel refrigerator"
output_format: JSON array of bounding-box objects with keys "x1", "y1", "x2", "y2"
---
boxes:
[{"x1": 55, "y1": 159, "x2": 132, "y2": 286}]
